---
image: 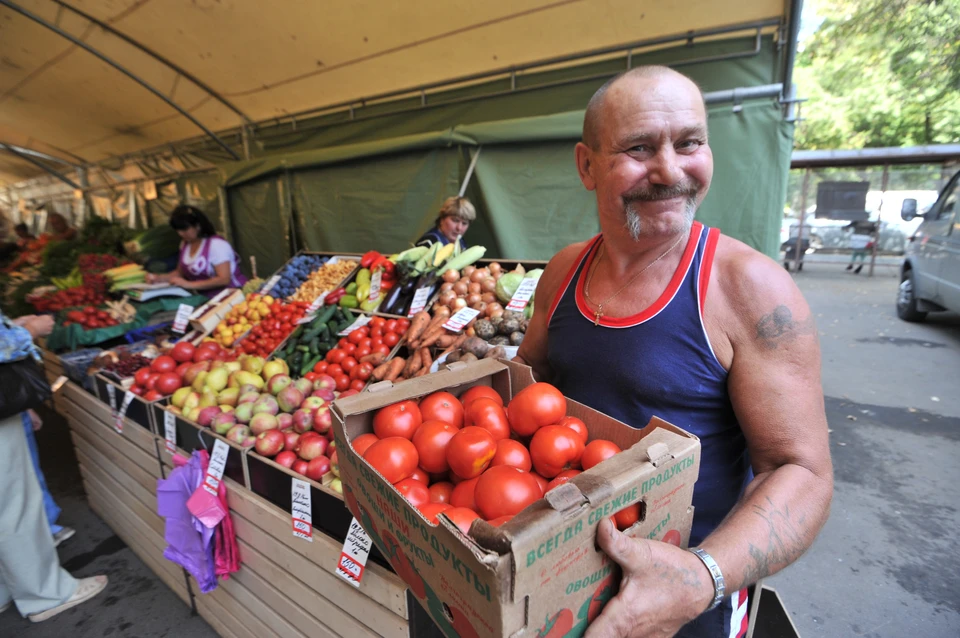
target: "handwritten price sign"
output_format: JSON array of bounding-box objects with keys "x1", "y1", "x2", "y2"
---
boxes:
[{"x1": 335, "y1": 518, "x2": 372, "y2": 587}]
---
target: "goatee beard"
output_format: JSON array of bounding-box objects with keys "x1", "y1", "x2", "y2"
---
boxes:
[{"x1": 623, "y1": 197, "x2": 697, "y2": 241}]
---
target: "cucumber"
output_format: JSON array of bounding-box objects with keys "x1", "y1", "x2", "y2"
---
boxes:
[
  {"x1": 314, "y1": 305, "x2": 337, "y2": 326},
  {"x1": 301, "y1": 354, "x2": 323, "y2": 377}
]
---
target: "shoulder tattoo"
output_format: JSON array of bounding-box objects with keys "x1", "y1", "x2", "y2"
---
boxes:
[{"x1": 755, "y1": 305, "x2": 816, "y2": 350}]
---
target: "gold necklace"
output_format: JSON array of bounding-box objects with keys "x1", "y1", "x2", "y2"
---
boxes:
[{"x1": 584, "y1": 234, "x2": 686, "y2": 326}]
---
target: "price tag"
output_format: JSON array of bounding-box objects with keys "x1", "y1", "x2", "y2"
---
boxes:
[
  {"x1": 163, "y1": 411, "x2": 177, "y2": 454},
  {"x1": 115, "y1": 390, "x2": 135, "y2": 433},
  {"x1": 202, "y1": 439, "x2": 229, "y2": 495},
  {"x1": 407, "y1": 287, "x2": 432, "y2": 318},
  {"x1": 505, "y1": 278, "x2": 537, "y2": 312},
  {"x1": 51, "y1": 375, "x2": 69, "y2": 393},
  {"x1": 172, "y1": 304, "x2": 195, "y2": 333},
  {"x1": 189, "y1": 288, "x2": 231, "y2": 320},
  {"x1": 335, "y1": 518, "x2": 372, "y2": 587},
  {"x1": 442, "y1": 307, "x2": 481, "y2": 333},
  {"x1": 306, "y1": 293, "x2": 328, "y2": 314},
  {"x1": 260, "y1": 274, "x2": 281, "y2": 295},
  {"x1": 368, "y1": 270, "x2": 382, "y2": 302},
  {"x1": 338, "y1": 314, "x2": 372, "y2": 336},
  {"x1": 105, "y1": 383, "x2": 117, "y2": 411},
  {"x1": 297, "y1": 314, "x2": 316, "y2": 325},
  {"x1": 291, "y1": 479, "x2": 313, "y2": 542}
]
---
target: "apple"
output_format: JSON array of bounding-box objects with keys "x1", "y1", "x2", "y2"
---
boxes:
[
  {"x1": 296, "y1": 435, "x2": 328, "y2": 461},
  {"x1": 275, "y1": 450, "x2": 297, "y2": 468},
  {"x1": 292, "y1": 408, "x2": 314, "y2": 433},
  {"x1": 185, "y1": 406, "x2": 201, "y2": 422},
  {"x1": 311, "y1": 387, "x2": 335, "y2": 402},
  {"x1": 252, "y1": 395, "x2": 279, "y2": 416},
  {"x1": 329, "y1": 450, "x2": 339, "y2": 477},
  {"x1": 266, "y1": 373, "x2": 293, "y2": 396},
  {"x1": 196, "y1": 406, "x2": 222, "y2": 427},
  {"x1": 283, "y1": 429, "x2": 301, "y2": 452},
  {"x1": 292, "y1": 459, "x2": 309, "y2": 475},
  {"x1": 217, "y1": 387, "x2": 240, "y2": 407},
  {"x1": 328, "y1": 477, "x2": 342, "y2": 494},
  {"x1": 233, "y1": 402, "x2": 254, "y2": 424},
  {"x1": 238, "y1": 391, "x2": 260, "y2": 405},
  {"x1": 255, "y1": 430, "x2": 285, "y2": 457},
  {"x1": 238, "y1": 383, "x2": 259, "y2": 396},
  {"x1": 226, "y1": 424, "x2": 250, "y2": 444},
  {"x1": 293, "y1": 378, "x2": 313, "y2": 396},
  {"x1": 261, "y1": 360, "x2": 288, "y2": 384},
  {"x1": 313, "y1": 406, "x2": 332, "y2": 434},
  {"x1": 276, "y1": 386, "x2": 304, "y2": 413},
  {"x1": 305, "y1": 455, "x2": 331, "y2": 480},
  {"x1": 276, "y1": 413, "x2": 293, "y2": 430},
  {"x1": 313, "y1": 375, "x2": 336, "y2": 393},
  {"x1": 250, "y1": 413, "x2": 279, "y2": 435},
  {"x1": 300, "y1": 396, "x2": 326, "y2": 411},
  {"x1": 171, "y1": 387, "x2": 193, "y2": 408},
  {"x1": 212, "y1": 412, "x2": 238, "y2": 435}
]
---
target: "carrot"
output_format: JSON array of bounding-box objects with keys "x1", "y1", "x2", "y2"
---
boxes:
[
  {"x1": 436, "y1": 334, "x2": 458, "y2": 349},
  {"x1": 440, "y1": 333, "x2": 467, "y2": 357},
  {"x1": 384, "y1": 357, "x2": 406, "y2": 382},
  {"x1": 360, "y1": 352, "x2": 388, "y2": 366},
  {"x1": 419, "y1": 347, "x2": 433, "y2": 371},
  {"x1": 372, "y1": 361, "x2": 390, "y2": 381},
  {"x1": 405, "y1": 311, "x2": 432, "y2": 344},
  {"x1": 414, "y1": 367, "x2": 430, "y2": 377},
  {"x1": 404, "y1": 350, "x2": 423, "y2": 378},
  {"x1": 419, "y1": 326, "x2": 448, "y2": 349}
]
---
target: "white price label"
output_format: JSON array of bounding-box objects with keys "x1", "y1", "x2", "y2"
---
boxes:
[
  {"x1": 407, "y1": 287, "x2": 432, "y2": 318},
  {"x1": 297, "y1": 314, "x2": 316, "y2": 325},
  {"x1": 291, "y1": 478, "x2": 313, "y2": 542},
  {"x1": 164, "y1": 411, "x2": 177, "y2": 454},
  {"x1": 189, "y1": 288, "x2": 231, "y2": 320},
  {"x1": 368, "y1": 270, "x2": 382, "y2": 302},
  {"x1": 442, "y1": 307, "x2": 481, "y2": 333},
  {"x1": 203, "y1": 439, "x2": 230, "y2": 495},
  {"x1": 114, "y1": 390, "x2": 134, "y2": 433},
  {"x1": 106, "y1": 383, "x2": 117, "y2": 410},
  {"x1": 173, "y1": 304, "x2": 194, "y2": 333},
  {"x1": 260, "y1": 274, "x2": 281, "y2": 295},
  {"x1": 335, "y1": 518, "x2": 372, "y2": 587},
  {"x1": 505, "y1": 277, "x2": 537, "y2": 312},
  {"x1": 338, "y1": 314, "x2": 372, "y2": 336},
  {"x1": 306, "y1": 293, "x2": 328, "y2": 314}
]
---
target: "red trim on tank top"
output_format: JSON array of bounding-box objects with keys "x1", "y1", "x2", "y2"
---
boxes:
[
  {"x1": 698, "y1": 226, "x2": 721, "y2": 314},
  {"x1": 574, "y1": 222, "x2": 703, "y2": 328},
  {"x1": 546, "y1": 236, "x2": 601, "y2": 327}
]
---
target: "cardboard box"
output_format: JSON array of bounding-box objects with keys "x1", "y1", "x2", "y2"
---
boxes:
[
  {"x1": 189, "y1": 288, "x2": 245, "y2": 335},
  {"x1": 333, "y1": 358, "x2": 700, "y2": 638}
]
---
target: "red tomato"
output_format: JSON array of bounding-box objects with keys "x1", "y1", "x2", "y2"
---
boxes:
[
  {"x1": 129, "y1": 385, "x2": 145, "y2": 396},
  {"x1": 545, "y1": 469, "x2": 581, "y2": 492},
  {"x1": 394, "y1": 478, "x2": 430, "y2": 508},
  {"x1": 383, "y1": 331, "x2": 400, "y2": 348},
  {"x1": 419, "y1": 391, "x2": 464, "y2": 428},
  {"x1": 304, "y1": 372, "x2": 319, "y2": 382},
  {"x1": 375, "y1": 344, "x2": 391, "y2": 355},
  {"x1": 155, "y1": 372, "x2": 182, "y2": 395},
  {"x1": 369, "y1": 317, "x2": 386, "y2": 330},
  {"x1": 450, "y1": 476, "x2": 481, "y2": 511},
  {"x1": 475, "y1": 466, "x2": 541, "y2": 520},
  {"x1": 170, "y1": 342, "x2": 196, "y2": 363},
  {"x1": 559, "y1": 416, "x2": 588, "y2": 444},
  {"x1": 581, "y1": 440, "x2": 622, "y2": 470},
  {"x1": 412, "y1": 420, "x2": 458, "y2": 473},
  {"x1": 338, "y1": 338, "x2": 350, "y2": 349},
  {"x1": 395, "y1": 318, "x2": 410, "y2": 334},
  {"x1": 418, "y1": 503, "x2": 452, "y2": 524},
  {"x1": 352, "y1": 433, "x2": 379, "y2": 456},
  {"x1": 464, "y1": 398, "x2": 510, "y2": 441},
  {"x1": 373, "y1": 401, "x2": 423, "y2": 440},
  {"x1": 150, "y1": 355, "x2": 177, "y2": 373},
  {"x1": 144, "y1": 389, "x2": 163, "y2": 402},
  {"x1": 490, "y1": 439, "x2": 532, "y2": 472},
  {"x1": 312, "y1": 360, "x2": 328, "y2": 374},
  {"x1": 175, "y1": 362, "x2": 192, "y2": 378},
  {"x1": 488, "y1": 515, "x2": 514, "y2": 527},
  {"x1": 429, "y1": 482, "x2": 454, "y2": 504},
  {"x1": 530, "y1": 472, "x2": 549, "y2": 495},
  {"x1": 408, "y1": 467, "x2": 430, "y2": 484},
  {"x1": 355, "y1": 346, "x2": 372, "y2": 359},
  {"x1": 326, "y1": 364, "x2": 344, "y2": 379},
  {"x1": 363, "y1": 437, "x2": 418, "y2": 483},
  {"x1": 384, "y1": 319, "x2": 398, "y2": 333},
  {"x1": 353, "y1": 362, "x2": 373, "y2": 381},
  {"x1": 133, "y1": 367, "x2": 152, "y2": 387},
  {"x1": 529, "y1": 425, "x2": 586, "y2": 478},
  {"x1": 370, "y1": 337, "x2": 384, "y2": 348},
  {"x1": 442, "y1": 507, "x2": 480, "y2": 535},
  {"x1": 460, "y1": 385, "x2": 503, "y2": 408},
  {"x1": 348, "y1": 330, "x2": 365, "y2": 345},
  {"x1": 349, "y1": 379, "x2": 366, "y2": 392},
  {"x1": 326, "y1": 348, "x2": 346, "y2": 364},
  {"x1": 507, "y1": 382, "x2": 566, "y2": 437},
  {"x1": 358, "y1": 337, "x2": 372, "y2": 349},
  {"x1": 342, "y1": 343, "x2": 357, "y2": 356},
  {"x1": 446, "y1": 427, "x2": 496, "y2": 479},
  {"x1": 341, "y1": 357, "x2": 358, "y2": 373},
  {"x1": 338, "y1": 389, "x2": 360, "y2": 399},
  {"x1": 334, "y1": 374, "x2": 351, "y2": 392},
  {"x1": 145, "y1": 373, "x2": 160, "y2": 391},
  {"x1": 370, "y1": 327, "x2": 383, "y2": 339},
  {"x1": 614, "y1": 503, "x2": 642, "y2": 531}
]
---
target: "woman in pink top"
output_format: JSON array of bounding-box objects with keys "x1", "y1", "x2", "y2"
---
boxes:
[{"x1": 146, "y1": 206, "x2": 246, "y2": 297}]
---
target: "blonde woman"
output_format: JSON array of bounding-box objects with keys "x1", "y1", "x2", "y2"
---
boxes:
[{"x1": 415, "y1": 196, "x2": 475, "y2": 250}]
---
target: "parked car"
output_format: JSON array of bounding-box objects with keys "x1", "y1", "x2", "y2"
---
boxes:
[{"x1": 897, "y1": 170, "x2": 960, "y2": 321}]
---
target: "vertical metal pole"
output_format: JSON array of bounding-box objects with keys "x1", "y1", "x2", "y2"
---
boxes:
[
  {"x1": 217, "y1": 186, "x2": 232, "y2": 244},
  {"x1": 241, "y1": 126, "x2": 251, "y2": 161},
  {"x1": 793, "y1": 168, "x2": 810, "y2": 271},
  {"x1": 869, "y1": 164, "x2": 889, "y2": 277},
  {"x1": 459, "y1": 147, "x2": 482, "y2": 197}
]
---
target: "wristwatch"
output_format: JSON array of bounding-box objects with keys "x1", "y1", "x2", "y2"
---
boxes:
[{"x1": 688, "y1": 547, "x2": 725, "y2": 612}]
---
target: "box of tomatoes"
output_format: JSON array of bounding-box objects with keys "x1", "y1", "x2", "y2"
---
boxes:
[{"x1": 332, "y1": 358, "x2": 700, "y2": 638}]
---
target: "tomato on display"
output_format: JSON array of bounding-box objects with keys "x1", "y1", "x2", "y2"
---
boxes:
[
  {"x1": 373, "y1": 400, "x2": 422, "y2": 440},
  {"x1": 418, "y1": 391, "x2": 464, "y2": 428},
  {"x1": 446, "y1": 427, "x2": 496, "y2": 479},
  {"x1": 363, "y1": 437, "x2": 418, "y2": 483}
]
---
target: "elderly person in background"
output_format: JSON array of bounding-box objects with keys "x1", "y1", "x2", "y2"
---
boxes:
[
  {"x1": 415, "y1": 196, "x2": 475, "y2": 250},
  {"x1": 46, "y1": 212, "x2": 76, "y2": 242}
]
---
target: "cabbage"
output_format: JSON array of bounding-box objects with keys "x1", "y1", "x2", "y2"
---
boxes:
[{"x1": 495, "y1": 268, "x2": 545, "y2": 304}]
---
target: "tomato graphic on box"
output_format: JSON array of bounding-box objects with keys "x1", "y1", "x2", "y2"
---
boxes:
[
  {"x1": 662, "y1": 529, "x2": 682, "y2": 547},
  {"x1": 380, "y1": 530, "x2": 426, "y2": 599},
  {"x1": 537, "y1": 608, "x2": 573, "y2": 638}
]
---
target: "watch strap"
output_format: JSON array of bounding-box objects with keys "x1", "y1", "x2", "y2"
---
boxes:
[{"x1": 689, "y1": 547, "x2": 725, "y2": 612}]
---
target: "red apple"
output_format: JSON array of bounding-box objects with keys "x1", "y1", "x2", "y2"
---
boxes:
[
  {"x1": 292, "y1": 408, "x2": 314, "y2": 433},
  {"x1": 292, "y1": 459, "x2": 309, "y2": 475},
  {"x1": 296, "y1": 435, "x2": 328, "y2": 460},
  {"x1": 305, "y1": 455, "x2": 331, "y2": 480},
  {"x1": 275, "y1": 450, "x2": 297, "y2": 468},
  {"x1": 312, "y1": 406, "x2": 332, "y2": 434},
  {"x1": 283, "y1": 429, "x2": 300, "y2": 452},
  {"x1": 313, "y1": 375, "x2": 336, "y2": 392},
  {"x1": 311, "y1": 387, "x2": 336, "y2": 402},
  {"x1": 255, "y1": 429, "x2": 285, "y2": 457}
]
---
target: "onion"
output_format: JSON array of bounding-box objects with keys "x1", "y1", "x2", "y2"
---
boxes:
[
  {"x1": 489, "y1": 309, "x2": 504, "y2": 320},
  {"x1": 485, "y1": 302, "x2": 504, "y2": 317},
  {"x1": 489, "y1": 262, "x2": 503, "y2": 276},
  {"x1": 468, "y1": 282, "x2": 482, "y2": 295},
  {"x1": 440, "y1": 282, "x2": 454, "y2": 292},
  {"x1": 480, "y1": 278, "x2": 497, "y2": 293},
  {"x1": 471, "y1": 302, "x2": 488, "y2": 314},
  {"x1": 453, "y1": 281, "x2": 469, "y2": 296},
  {"x1": 466, "y1": 326, "x2": 476, "y2": 337},
  {"x1": 480, "y1": 292, "x2": 496, "y2": 303},
  {"x1": 466, "y1": 293, "x2": 482, "y2": 306},
  {"x1": 462, "y1": 265, "x2": 476, "y2": 278},
  {"x1": 442, "y1": 269, "x2": 460, "y2": 283},
  {"x1": 452, "y1": 297, "x2": 468, "y2": 311},
  {"x1": 470, "y1": 269, "x2": 487, "y2": 283},
  {"x1": 439, "y1": 290, "x2": 458, "y2": 307}
]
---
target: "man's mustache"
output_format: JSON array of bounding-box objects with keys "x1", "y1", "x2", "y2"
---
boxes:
[{"x1": 623, "y1": 181, "x2": 702, "y2": 202}]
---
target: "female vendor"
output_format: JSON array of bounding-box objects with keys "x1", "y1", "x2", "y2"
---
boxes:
[
  {"x1": 146, "y1": 205, "x2": 246, "y2": 296},
  {"x1": 415, "y1": 196, "x2": 474, "y2": 249}
]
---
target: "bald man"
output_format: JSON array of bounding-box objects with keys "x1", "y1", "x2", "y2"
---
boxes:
[{"x1": 516, "y1": 66, "x2": 832, "y2": 637}]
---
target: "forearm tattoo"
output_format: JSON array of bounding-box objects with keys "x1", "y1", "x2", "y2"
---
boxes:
[
  {"x1": 755, "y1": 305, "x2": 816, "y2": 350},
  {"x1": 739, "y1": 497, "x2": 807, "y2": 588}
]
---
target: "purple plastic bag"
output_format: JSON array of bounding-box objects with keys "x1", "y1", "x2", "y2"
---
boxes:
[{"x1": 156, "y1": 451, "x2": 217, "y2": 593}]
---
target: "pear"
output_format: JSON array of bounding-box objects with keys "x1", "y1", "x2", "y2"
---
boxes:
[
  {"x1": 192, "y1": 371, "x2": 208, "y2": 392},
  {"x1": 205, "y1": 368, "x2": 229, "y2": 393},
  {"x1": 217, "y1": 387, "x2": 240, "y2": 407},
  {"x1": 199, "y1": 388, "x2": 219, "y2": 409}
]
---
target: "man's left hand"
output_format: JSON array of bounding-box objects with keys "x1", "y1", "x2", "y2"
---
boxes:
[{"x1": 585, "y1": 518, "x2": 714, "y2": 638}]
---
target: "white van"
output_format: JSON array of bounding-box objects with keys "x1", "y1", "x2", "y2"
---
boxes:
[{"x1": 897, "y1": 170, "x2": 960, "y2": 321}]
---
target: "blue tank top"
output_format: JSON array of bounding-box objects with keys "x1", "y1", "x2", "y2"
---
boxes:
[{"x1": 547, "y1": 221, "x2": 751, "y2": 547}]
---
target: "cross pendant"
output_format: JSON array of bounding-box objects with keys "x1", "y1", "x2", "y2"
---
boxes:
[{"x1": 594, "y1": 305, "x2": 602, "y2": 326}]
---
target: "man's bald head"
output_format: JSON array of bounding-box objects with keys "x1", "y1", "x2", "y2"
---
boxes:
[{"x1": 582, "y1": 66, "x2": 706, "y2": 149}]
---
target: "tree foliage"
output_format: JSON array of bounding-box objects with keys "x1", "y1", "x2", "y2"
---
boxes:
[{"x1": 794, "y1": 0, "x2": 960, "y2": 149}]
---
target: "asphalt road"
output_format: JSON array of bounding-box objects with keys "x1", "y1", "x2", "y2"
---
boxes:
[{"x1": 1, "y1": 260, "x2": 957, "y2": 638}]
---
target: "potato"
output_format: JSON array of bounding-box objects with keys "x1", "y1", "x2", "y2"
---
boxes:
[{"x1": 461, "y1": 336, "x2": 490, "y2": 359}]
